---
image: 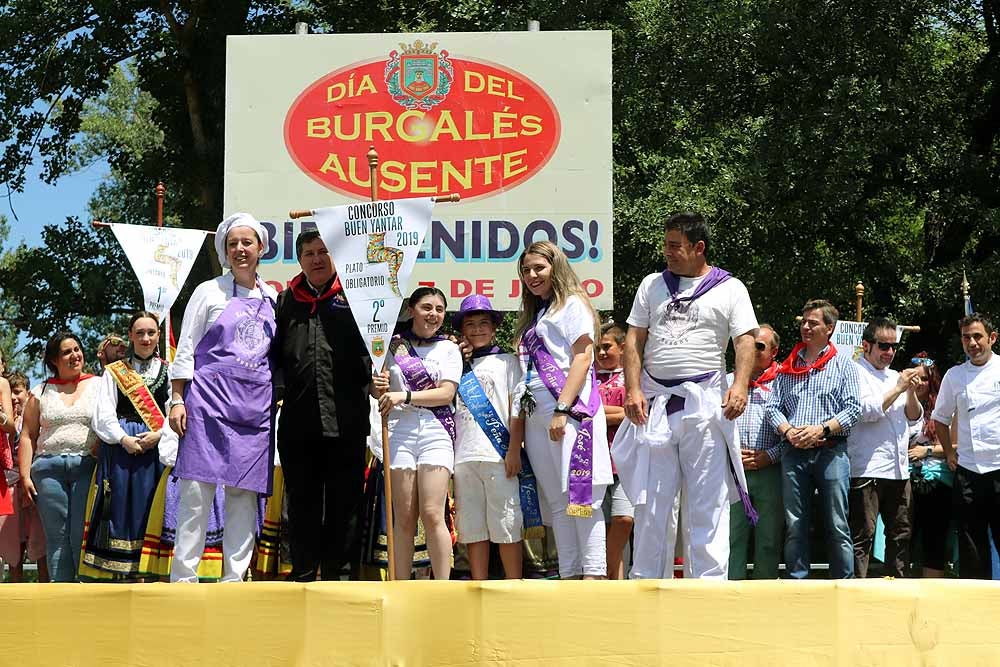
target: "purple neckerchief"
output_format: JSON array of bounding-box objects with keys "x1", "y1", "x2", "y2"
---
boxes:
[
  {"x1": 661, "y1": 266, "x2": 732, "y2": 303},
  {"x1": 471, "y1": 345, "x2": 502, "y2": 359},
  {"x1": 520, "y1": 323, "x2": 601, "y2": 518},
  {"x1": 647, "y1": 369, "x2": 759, "y2": 525},
  {"x1": 399, "y1": 328, "x2": 446, "y2": 344},
  {"x1": 392, "y1": 335, "x2": 456, "y2": 441}
]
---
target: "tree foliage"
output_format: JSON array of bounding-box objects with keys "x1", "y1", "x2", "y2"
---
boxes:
[{"x1": 1, "y1": 0, "x2": 999, "y2": 365}]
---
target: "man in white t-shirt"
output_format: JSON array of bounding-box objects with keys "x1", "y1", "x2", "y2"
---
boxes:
[
  {"x1": 846, "y1": 317, "x2": 922, "y2": 578},
  {"x1": 931, "y1": 313, "x2": 1000, "y2": 579},
  {"x1": 452, "y1": 294, "x2": 525, "y2": 580},
  {"x1": 612, "y1": 212, "x2": 759, "y2": 579}
]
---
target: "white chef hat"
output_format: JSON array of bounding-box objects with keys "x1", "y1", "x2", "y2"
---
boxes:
[{"x1": 215, "y1": 213, "x2": 269, "y2": 269}]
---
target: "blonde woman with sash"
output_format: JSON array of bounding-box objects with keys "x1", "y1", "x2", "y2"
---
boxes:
[
  {"x1": 374, "y1": 287, "x2": 461, "y2": 580},
  {"x1": 514, "y1": 241, "x2": 613, "y2": 579},
  {"x1": 81, "y1": 311, "x2": 177, "y2": 580}
]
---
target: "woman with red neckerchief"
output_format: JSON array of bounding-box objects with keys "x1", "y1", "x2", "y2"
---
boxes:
[{"x1": 18, "y1": 332, "x2": 99, "y2": 581}]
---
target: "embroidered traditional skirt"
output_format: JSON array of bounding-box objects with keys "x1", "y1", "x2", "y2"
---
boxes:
[
  {"x1": 79, "y1": 420, "x2": 165, "y2": 581},
  {"x1": 253, "y1": 465, "x2": 291, "y2": 579}
]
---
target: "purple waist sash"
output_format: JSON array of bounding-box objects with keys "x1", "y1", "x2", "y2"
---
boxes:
[
  {"x1": 392, "y1": 336, "x2": 456, "y2": 441},
  {"x1": 521, "y1": 325, "x2": 601, "y2": 518},
  {"x1": 647, "y1": 370, "x2": 758, "y2": 525},
  {"x1": 648, "y1": 371, "x2": 717, "y2": 415}
]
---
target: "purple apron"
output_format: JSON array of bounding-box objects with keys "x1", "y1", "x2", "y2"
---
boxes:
[{"x1": 174, "y1": 278, "x2": 276, "y2": 494}]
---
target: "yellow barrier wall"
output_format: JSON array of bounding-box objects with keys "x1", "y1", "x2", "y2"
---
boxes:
[{"x1": 1, "y1": 580, "x2": 998, "y2": 666}]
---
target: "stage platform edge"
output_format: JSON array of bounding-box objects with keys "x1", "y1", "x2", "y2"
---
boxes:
[{"x1": 1, "y1": 579, "x2": 997, "y2": 666}]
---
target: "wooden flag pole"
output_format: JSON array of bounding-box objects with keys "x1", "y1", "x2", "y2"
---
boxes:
[
  {"x1": 855, "y1": 282, "x2": 864, "y2": 322},
  {"x1": 288, "y1": 146, "x2": 461, "y2": 582},
  {"x1": 368, "y1": 147, "x2": 399, "y2": 583}
]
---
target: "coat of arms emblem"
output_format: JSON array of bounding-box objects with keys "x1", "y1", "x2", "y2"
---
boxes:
[
  {"x1": 372, "y1": 336, "x2": 385, "y2": 357},
  {"x1": 385, "y1": 40, "x2": 454, "y2": 110}
]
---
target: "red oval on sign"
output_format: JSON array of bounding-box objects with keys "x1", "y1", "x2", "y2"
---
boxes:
[{"x1": 284, "y1": 46, "x2": 561, "y2": 202}]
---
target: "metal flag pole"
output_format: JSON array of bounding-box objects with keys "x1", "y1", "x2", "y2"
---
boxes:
[{"x1": 288, "y1": 146, "x2": 460, "y2": 581}]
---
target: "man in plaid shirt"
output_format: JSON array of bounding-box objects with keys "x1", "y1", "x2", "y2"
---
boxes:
[{"x1": 766, "y1": 300, "x2": 862, "y2": 578}]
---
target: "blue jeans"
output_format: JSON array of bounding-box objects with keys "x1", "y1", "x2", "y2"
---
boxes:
[
  {"x1": 31, "y1": 454, "x2": 97, "y2": 582},
  {"x1": 782, "y1": 442, "x2": 854, "y2": 579}
]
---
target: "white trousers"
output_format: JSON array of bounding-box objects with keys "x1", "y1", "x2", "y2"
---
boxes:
[
  {"x1": 525, "y1": 408, "x2": 607, "y2": 578},
  {"x1": 171, "y1": 479, "x2": 258, "y2": 583},
  {"x1": 630, "y1": 411, "x2": 732, "y2": 580}
]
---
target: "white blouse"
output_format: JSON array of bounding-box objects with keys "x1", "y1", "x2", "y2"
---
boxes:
[{"x1": 33, "y1": 379, "x2": 99, "y2": 456}]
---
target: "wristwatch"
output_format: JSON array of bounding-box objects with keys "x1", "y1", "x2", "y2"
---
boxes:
[
  {"x1": 168, "y1": 398, "x2": 185, "y2": 410},
  {"x1": 926, "y1": 445, "x2": 933, "y2": 458},
  {"x1": 554, "y1": 402, "x2": 571, "y2": 415},
  {"x1": 822, "y1": 424, "x2": 832, "y2": 438}
]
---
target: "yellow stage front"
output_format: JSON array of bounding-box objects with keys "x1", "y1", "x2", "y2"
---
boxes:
[{"x1": 2, "y1": 580, "x2": 997, "y2": 665}]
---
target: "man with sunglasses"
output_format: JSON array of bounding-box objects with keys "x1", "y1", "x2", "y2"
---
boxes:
[
  {"x1": 931, "y1": 313, "x2": 1000, "y2": 579},
  {"x1": 766, "y1": 299, "x2": 861, "y2": 578},
  {"x1": 846, "y1": 318, "x2": 923, "y2": 577}
]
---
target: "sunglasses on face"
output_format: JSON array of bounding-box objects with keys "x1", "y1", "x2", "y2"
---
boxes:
[
  {"x1": 911, "y1": 357, "x2": 934, "y2": 366},
  {"x1": 875, "y1": 342, "x2": 900, "y2": 351}
]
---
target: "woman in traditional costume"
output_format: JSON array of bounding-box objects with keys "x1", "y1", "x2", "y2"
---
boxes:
[
  {"x1": 374, "y1": 287, "x2": 461, "y2": 580},
  {"x1": 513, "y1": 240, "x2": 612, "y2": 580},
  {"x1": 18, "y1": 332, "x2": 99, "y2": 581},
  {"x1": 167, "y1": 213, "x2": 278, "y2": 583},
  {"x1": 80, "y1": 311, "x2": 175, "y2": 580}
]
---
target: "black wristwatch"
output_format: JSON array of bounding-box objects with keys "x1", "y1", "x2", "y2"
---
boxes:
[
  {"x1": 822, "y1": 423, "x2": 832, "y2": 438},
  {"x1": 554, "y1": 401, "x2": 571, "y2": 415}
]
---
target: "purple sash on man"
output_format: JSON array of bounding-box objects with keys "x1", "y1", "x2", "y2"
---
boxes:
[
  {"x1": 391, "y1": 335, "x2": 456, "y2": 441},
  {"x1": 662, "y1": 265, "x2": 731, "y2": 302},
  {"x1": 520, "y1": 323, "x2": 602, "y2": 518}
]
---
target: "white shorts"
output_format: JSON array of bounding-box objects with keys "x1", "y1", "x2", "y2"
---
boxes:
[
  {"x1": 454, "y1": 461, "x2": 523, "y2": 544},
  {"x1": 388, "y1": 409, "x2": 455, "y2": 472}
]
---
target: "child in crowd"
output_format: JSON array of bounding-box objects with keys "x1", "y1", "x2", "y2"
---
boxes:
[
  {"x1": 0, "y1": 372, "x2": 48, "y2": 581},
  {"x1": 452, "y1": 295, "x2": 525, "y2": 579},
  {"x1": 597, "y1": 321, "x2": 634, "y2": 579}
]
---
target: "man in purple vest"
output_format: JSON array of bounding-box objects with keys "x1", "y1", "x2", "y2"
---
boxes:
[{"x1": 612, "y1": 212, "x2": 759, "y2": 579}]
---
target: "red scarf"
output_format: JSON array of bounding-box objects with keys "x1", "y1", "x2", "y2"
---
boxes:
[
  {"x1": 749, "y1": 361, "x2": 781, "y2": 391},
  {"x1": 777, "y1": 343, "x2": 838, "y2": 376},
  {"x1": 46, "y1": 373, "x2": 95, "y2": 385},
  {"x1": 289, "y1": 272, "x2": 343, "y2": 314}
]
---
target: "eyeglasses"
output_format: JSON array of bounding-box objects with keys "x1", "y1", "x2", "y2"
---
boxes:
[
  {"x1": 911, "y1": 357, "x2": 934, "y2": 367},
  {"x1": 754, "y1": 341, "x2": 767, "y2": 351},
  {"x1": 875, "y1": 342, "x2": 900, "y2": 351}
]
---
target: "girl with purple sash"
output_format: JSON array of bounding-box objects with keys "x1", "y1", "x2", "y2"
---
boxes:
[
  {"x1": 374, "y1": 287, "x2": 462, "y2": 580},
  {"x1": 513, "y1": 241, "x2": 613, "y2": 580},
  {"x1": 167, "y1": 213, "x2": 278, "y2": 583}
]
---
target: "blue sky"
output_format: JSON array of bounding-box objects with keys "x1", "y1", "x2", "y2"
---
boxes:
[
  {"x1": 4, "y1": 160, "x2": 107, "y2": 247},
  {"x1": 4, "y1": 162, "x2": 106, "y2": 383}
]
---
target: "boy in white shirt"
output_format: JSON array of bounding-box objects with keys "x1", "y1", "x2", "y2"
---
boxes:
[{"x1": 453, "y1": 295, "x2": 526, "y2": 579}]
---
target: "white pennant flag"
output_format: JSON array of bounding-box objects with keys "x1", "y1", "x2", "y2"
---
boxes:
[
  {"x1": 110, "y1": 224, "x2": 208, "y2": 323},
  {"x1": 312, "y1": 197, "x2": 435, "y2": 373}
]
